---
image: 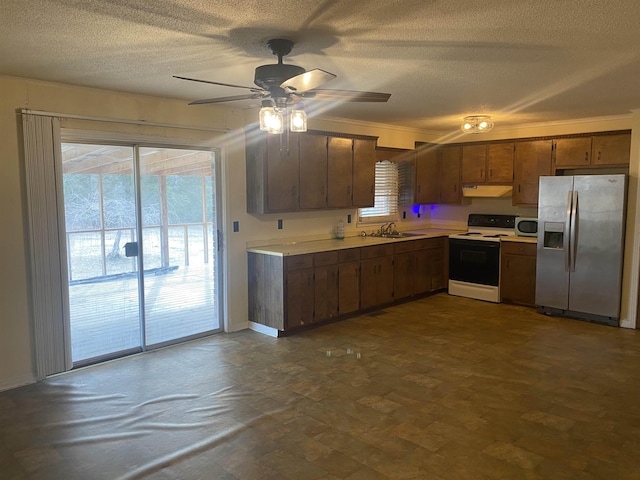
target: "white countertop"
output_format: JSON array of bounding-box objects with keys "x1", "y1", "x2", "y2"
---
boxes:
[
  {"x1": 247, "y1": 228, "x2": 463, "y2": 256},
  {"x1": 501, "y1": 235, "x2": 538, "y2": 244},
  {"x1": 247, "y1": 230, "x2": 539, "y2": 256}
]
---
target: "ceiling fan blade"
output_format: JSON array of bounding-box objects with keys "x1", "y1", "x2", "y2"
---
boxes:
[
  {"x1": 174, "y1": 75, "x2": 265, "y2": 93},
  {"x1": 280, "y1": 69, "x2": 336, "y2": 93},
  {"x1": 189, "y1": 93, "x2": 265, "y2": 105},
  {"x1": 301, "y1": 89, "x2": 391, "y2": 103}
]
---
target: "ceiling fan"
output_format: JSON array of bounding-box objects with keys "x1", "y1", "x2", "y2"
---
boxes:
[{"x1": 173, "y1": 38, "x2": 391, "y2": 107}]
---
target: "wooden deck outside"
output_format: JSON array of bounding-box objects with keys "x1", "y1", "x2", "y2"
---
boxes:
[{"x1": 69, "y1": 263, "x2": 219, "y2": 363}]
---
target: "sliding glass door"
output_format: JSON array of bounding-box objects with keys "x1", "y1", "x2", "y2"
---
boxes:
[{"x1": 61, "y1": 142, "x2": 222, "y2": 365}]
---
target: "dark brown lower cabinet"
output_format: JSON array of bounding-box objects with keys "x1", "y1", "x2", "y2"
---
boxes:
[
  {"x1": 500, "y1": 241, "x2": 537, "y2": 307},
  {"x1": 286, "y1": 267, "x2": 314, "y2": 328},
  {"x1": 393, "y1": 251, "x2": 415, "y2": 300},
  {"x1": 360, "y1": 244, "x2": 394, "y2": 310},
  {"x1": 248, "y1": 236, "x2": 448, "y2": 333},
  {"x1": 313, "y1": 252, "x2": 339, "y2": 323},
  {"x1": 395, "y1": 237, "x2": 446, "y2": 299},
  {"x1": 338, "y1": 249, "x2": 361, "y2": 315}
]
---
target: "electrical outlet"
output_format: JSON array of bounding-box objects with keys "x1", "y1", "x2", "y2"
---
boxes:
[
  {"x1": 233, "y1": 221, "x2": 239, "y2": 232},
  {"x1": 347, "y1": 214, "x2": 352, "y2": 224},
  {"x1": 277, "y1": 219, "x2": 283, "y2": 229}
]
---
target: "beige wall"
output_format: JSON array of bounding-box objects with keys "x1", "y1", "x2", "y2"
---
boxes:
[{"x1": 0, "y1": 75, "x2": 636, "y2": 391}]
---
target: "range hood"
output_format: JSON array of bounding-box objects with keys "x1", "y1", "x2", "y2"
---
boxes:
[{"x1": 462, "y1": 185, "x2": 513, "y2": 198}]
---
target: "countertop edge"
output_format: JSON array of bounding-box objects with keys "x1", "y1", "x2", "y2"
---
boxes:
[
  {"x1": 247, "y1": 229, "x2": 463, "y2": 256},
  {"x1": 247, "y1": 231, "x2": 538, "y2": 256}
]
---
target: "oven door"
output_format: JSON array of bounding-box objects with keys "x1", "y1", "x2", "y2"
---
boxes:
[{"x1": 449, "y1": 238, "x2": 500, "y2": 286}]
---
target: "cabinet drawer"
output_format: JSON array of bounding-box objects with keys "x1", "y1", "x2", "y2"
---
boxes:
[
  {"x1": 339, "y1": 248, "x2": 360, "y2": 263},
  {"x1": 286, "y1": 254, "x2": 314, "y2": 271},
  {"x1": 416, "y1": 237, "x2": 444, "y2": 250},
  {"x1": 360, "y1": 244, "x2": 394, "y2": 259},
  {"x1": 501, "y1": 241, "x2": 536, "y2": 256},
  {"x1": 393, "y1": 240, "x2": 419, "y2": 254},
  {"x1": 314, "y1": 251, "x2": 339, "y2": 266}
]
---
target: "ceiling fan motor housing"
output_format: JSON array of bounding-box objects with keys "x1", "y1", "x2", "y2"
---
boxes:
[{"x1": 254, "y1": 64, "x2": 305, "y2": 92}]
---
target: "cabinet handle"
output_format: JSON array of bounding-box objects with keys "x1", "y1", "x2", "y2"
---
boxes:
[
  {"x1": 518, "y1": 184, "x2": 521, "y2": 193},
  {"x1": 597, "y1": 151, "x2": 602, "y2": 161},
  {"x1": 585, "y1": 152, "x2": 589, "y2": 162},
  {"x1": 480, "y1": 168, "x2": 484, "y2": 178}
]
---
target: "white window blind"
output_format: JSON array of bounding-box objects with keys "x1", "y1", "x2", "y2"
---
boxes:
[{"x1": 359, "y1": 160, "x2": 399, "y2": 223}]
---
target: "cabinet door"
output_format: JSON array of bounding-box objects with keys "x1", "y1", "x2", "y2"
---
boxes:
[
  {"x1": 376, "y1": 256, "x2": 395, "y2": 305},
  {"x1": 327, "y1": 137, "x2": 353, "y2": 208},
  {"x1": 486, "y1": 143, "x2": 514, "y2": 183},
  {"x1": 500, "y1": 253, "x2": 536, "y2": 306},
  {"x1": 592, "y1": 133, "x2": 631, "y2": 166},
  {"x1": 314, "y1": 264, "x2": 339, "y2": 322},
  {"x1": 298, "y1": 134, "x2": 327, "y2": 209},
  {"x1": 429, "y1": 250, "x2": 445, "y2": 291},
  {"x1": 393, "y1": 252, "x2": 415, "y2": 300},
  {"x1": 413, "y1": 249, "x2": 431, "y2": 295},
  {"x1": 286, "y1": 268, "x2": 314, "y2": 328},
  {"x1": 352, "y1": 138, "x2": 376, "y2": 207},
  {"x1": 554, "y1": 137, "x2": 591, "y2": 168},
  {"x1": 513, "y1": 140, "x2": 552, "y2": 207},
  {"x1": 266, "y1": 133, "x2": 299, "y2": 211},
  {"x1": 359, "y1": 258, "x2": 379, "y2": 310},
  {"x1": 338, "y1": 261, "x2": 360, "y2": 315},
  {"x1": 415, "y1": 147, "x2": 439, "y2": 204},
  {"x1": 461, "y1": 145, "x2": 486, "y2": 184},
  {"x1": 360, "y1": 256, "x2": 394, "y2": 309},
  {"x1": 439, "y1": 146, "x2": 462, "y2": 204}
]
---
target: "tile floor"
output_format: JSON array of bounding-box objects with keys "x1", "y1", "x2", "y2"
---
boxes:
[{"x1": 2, "y1": 293, "x2": 640, "y2": 479}]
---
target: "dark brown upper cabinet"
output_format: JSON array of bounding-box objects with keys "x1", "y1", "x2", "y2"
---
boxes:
[
  {"x1": 415, "y1": 143, "x2": 462, "y2": 205},
  {"x1": 554, "y1": 132, "x2": 630, "y2": 169},
  {"x1": 246, "y1": 128, "x2": 377, "y2": 213},
  {"x1": 512, "y1": 140, "x2": 552, "y2": 207},
  {"x1": 461, "y1": 143, "x2": 514, "y2": 184}
]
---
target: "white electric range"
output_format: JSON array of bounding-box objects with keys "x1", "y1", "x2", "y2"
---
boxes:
[{"x1": 448, "y1": 214, "x2": 517, "y2": 303}]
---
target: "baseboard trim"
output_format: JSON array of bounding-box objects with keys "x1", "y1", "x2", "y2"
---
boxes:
[
  {"x1": 248, "y1": 322, "x2": 280, "y2": 338},
  {"x1": 0, "y1": 373, "x2": 37, "y2": 393}
]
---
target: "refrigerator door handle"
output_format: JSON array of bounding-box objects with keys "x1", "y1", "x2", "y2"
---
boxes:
[
  {"x1": 564, "y1": 190, "x2": 573, "y2": 272},
  {"x1": 569, "y1": 191, "x2": 578, "y2": 272}
]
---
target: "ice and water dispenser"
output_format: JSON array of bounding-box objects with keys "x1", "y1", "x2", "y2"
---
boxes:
[{"x1": 542, "y1": 222, "x2": 564, "y2": 249}]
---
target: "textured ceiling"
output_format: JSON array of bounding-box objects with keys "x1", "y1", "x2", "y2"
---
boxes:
[{"x1": 2, "y1": 0, "x2": 640, "y2": 132}]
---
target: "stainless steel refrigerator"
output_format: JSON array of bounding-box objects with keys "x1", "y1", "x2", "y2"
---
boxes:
[{"x1": 536, "y1": 174, "x2": 627, "y2": 326}]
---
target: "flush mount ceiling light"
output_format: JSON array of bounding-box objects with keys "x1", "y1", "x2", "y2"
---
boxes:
[{"x1": 461, "y1": 115, "x2": 494, "y2": 134}]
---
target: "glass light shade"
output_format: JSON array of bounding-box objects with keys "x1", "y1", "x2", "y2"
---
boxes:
[
  {"x1": 461, "y1": 115, "x2": 494, "y2": 134},
  {"x1": 290, "y1": 106, "x2": 307, "y2": 132},
  {"x1": 259, "y1": 103, "x2": 275, "y2": 131},
  {"x1": 267, "y1": 110, "x2": 284, "y2": 134},
  {"x1": 259, "y1": 102, "x2": 284, "y2": 134}
]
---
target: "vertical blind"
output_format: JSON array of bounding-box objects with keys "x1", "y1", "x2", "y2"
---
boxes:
[{"x1": 22, "y1": 113, "x2": 72, "y2": 379}]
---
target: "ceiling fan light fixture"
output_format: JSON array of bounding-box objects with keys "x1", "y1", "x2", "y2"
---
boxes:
[
  {"x1": 461, "y1": 115, "x2": 494, "y2": 134},
  {"x1": 290, "y1": 104, "x2": 307, "y2": 132},
  {"x1": 259, "y1": 99, "x2": 284, "y2": 133}
]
